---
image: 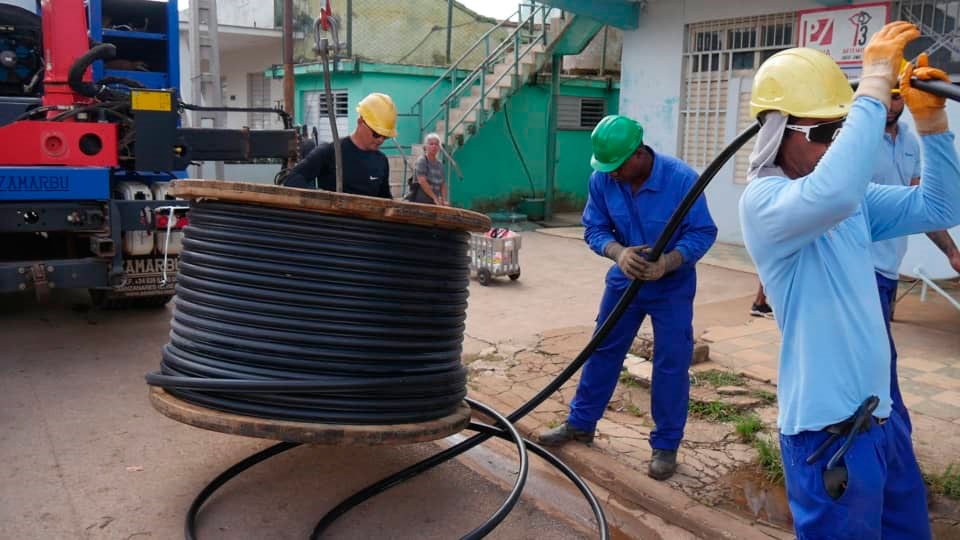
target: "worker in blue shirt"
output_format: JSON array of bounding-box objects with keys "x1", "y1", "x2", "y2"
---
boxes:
[
  {"x1": 537, "y1": 115, "x2": 717, "y2": 481},
  {"x1": 740, "y1": 21, "x2": 960, "y2": 538},
  {"x1": 871, "y1": 78, "x2": 960, "y2": 434}
]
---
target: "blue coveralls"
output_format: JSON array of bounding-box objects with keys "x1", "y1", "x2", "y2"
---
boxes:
[
  {"x1": 569, "y1": 147, "x2": 717, "y2": 451},
  {"x1": 870, "y1": 119, "x2": 922, "y2": 434},
  {"x1": 740, "y1": 97, "x2": 960, "y2": 538}
]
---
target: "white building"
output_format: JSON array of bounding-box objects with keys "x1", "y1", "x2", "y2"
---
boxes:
[
  {"x1": 615, "y1": 0, "x2": 960, "y2": 260},
  {"x1": 177, "y1": 1, "x2": 285, "y2": 181}
]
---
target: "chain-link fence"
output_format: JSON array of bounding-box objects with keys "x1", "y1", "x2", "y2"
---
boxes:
[{"x1": 285, "y1": 0, "x2": 518, "y2": 68}]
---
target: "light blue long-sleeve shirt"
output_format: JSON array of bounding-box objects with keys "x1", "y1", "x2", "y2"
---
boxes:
[
  {"x1": 740, "y1": 97, "x2": 960, "y2": 435},
  {"x1": 582, "y1": 147, "x2": 718, "y2": 299},
  {"x1": 871, "y1": 119, "x2": 922, "y2": 279}
]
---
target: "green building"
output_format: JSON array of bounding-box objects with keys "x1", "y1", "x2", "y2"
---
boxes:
[{"x1": 275, "y1": 1, "x2": 620, "y2": 215}]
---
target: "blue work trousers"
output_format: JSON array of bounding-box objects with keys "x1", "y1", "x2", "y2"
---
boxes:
[
  {"x1": 876, "y1": 273, "x2": 911, "y2": 433},
  {"x1": 567, "y1": 285, "x2": 694, "y2": 450},
  {"x1": 779, "y1": 409, "x2": 930, "y2": 539}
]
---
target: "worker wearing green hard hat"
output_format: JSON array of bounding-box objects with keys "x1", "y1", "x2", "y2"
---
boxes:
[
  {"x1": 538, "y1": 114, "x2": 717, "y2": 483},
  {"x1": 589, "y1": 115, "x2": 645, "y2": 173}
]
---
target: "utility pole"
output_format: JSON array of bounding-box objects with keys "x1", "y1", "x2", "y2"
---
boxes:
[{"x1": 283, "y1": 0, "x2": 295, "y2": 122}]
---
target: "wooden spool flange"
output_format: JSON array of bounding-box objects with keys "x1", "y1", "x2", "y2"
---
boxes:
[
  {"x1": 169, "y1": 179, "x2": 492, "y2": 232},
  {"x1": 150, "y1": 388, "x2": 473, "y2": 446}
]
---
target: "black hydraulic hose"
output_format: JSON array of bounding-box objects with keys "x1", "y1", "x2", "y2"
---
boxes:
[
  {"x1": 67, "y1": 43, "x2": 126, "y2": 101},
  {"x1": 179, "y1": 102, "x2": 293, "y2": 129},
  {"x1": 312, "y1": 121, "x2": 764, "y2": 533}
]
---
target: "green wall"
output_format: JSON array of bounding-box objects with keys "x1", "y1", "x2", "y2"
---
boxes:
[
  {"x1": 292, "y1": 64, "x2": 619, "y2": 211},
  {"x1": 450, "y1": 82, "x2": 618, "y2": 211}
]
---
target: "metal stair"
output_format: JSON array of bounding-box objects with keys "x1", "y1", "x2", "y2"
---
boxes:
[{"x1": 413, "y1": 4, "x2": 593, "y2": 153}]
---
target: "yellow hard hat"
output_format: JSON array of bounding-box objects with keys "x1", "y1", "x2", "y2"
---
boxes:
[
  {"x1": 749, "y1": 48, "x2": 853, "y2": 119},
  {"x1": 356, "y1": 93, "x2": 398, "y2": 138},
  {"x1": 891, "y1": 59, "x2": 910, "y2": 95}
]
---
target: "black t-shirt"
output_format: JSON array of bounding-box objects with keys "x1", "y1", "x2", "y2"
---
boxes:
[{"x1": 283, "y1": 137, "x2": 392, "y2": 198}]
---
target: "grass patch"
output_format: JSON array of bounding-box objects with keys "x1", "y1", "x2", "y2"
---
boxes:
[
  {"x1": 735, "y1": 414, "x2": 764, "y2": 443},
  {"x1": 692, "y1": 369, "x2": 746, "y2": 387},
  {"x1": 688, "y1": 399, "x2": 742, "y2": 422},
  {"x1": 751, "y1": 389, "x2": 777, "y2": 404},
  {"x1": 624, "y1": 403, "x2": 645, "y2": 417},
  {"x1": 619, "y1": 368, "x2": 644, "y2": 388},
  {"x1": 925, "y1": 464, "x2": 960, "y2": 499},
  {"x1": 545, "y1": 419, "x2": 561, "y2": 429},
  {"x1": 754, "y1": 436, "x2": 785, "y2": 484}
]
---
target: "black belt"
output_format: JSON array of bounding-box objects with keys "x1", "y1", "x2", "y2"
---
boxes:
[
  {"x1": 823, "y1": 414, "x2": 886, "y2": 435},
  {"x1": 806, "y1": 396, "x2": 881, "y2": 500}
]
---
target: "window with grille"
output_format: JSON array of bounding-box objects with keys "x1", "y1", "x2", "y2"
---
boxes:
[
  {"x1": 247, "y1": 73, "x2": 277, "y2": 130},
  {"x1": 680, "y1": 13, "x2": 797, "y2": 179},
  {"x1": 558, "y1": 96, "x2": 607, "y2": 130},
  {"x1": 302, "y1": 90, "x2": 349, "y2": 143},
  {"x1": 895, "y1": 1, "x2": 960, "y2": 75}
]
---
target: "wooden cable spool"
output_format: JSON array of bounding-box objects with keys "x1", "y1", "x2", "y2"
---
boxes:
[{"x1": 148, "y1": 180, "x2": 491, "y2": 445}]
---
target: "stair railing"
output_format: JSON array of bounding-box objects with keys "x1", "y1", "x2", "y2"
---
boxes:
[{"x1": 412, "y1": 3, "x2": 552, "y2": 149}]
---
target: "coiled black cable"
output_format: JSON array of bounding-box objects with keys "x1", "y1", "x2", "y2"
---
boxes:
[{"x1": 146, "y1": 201, "x2": 472, "y2": 424}]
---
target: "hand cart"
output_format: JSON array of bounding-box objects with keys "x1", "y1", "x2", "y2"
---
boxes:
[{"x1": 468, "y1": 233, "x2": 522, "y2": 286}]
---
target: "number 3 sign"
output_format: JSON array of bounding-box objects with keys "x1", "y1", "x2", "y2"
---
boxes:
[{"x1": 798, "y1": 2, "x2": 890, "y2": 66}]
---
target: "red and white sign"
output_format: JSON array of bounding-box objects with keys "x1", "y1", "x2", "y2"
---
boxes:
[{"x1": 798, "y1": 2, "x2": 890, "y2": 66}]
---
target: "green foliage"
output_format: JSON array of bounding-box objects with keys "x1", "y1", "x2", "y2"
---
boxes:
[
  {"x1": 688, "y1": 399, "x2": 742, "y2": 422},
  {"x1": 619, "y1": 368, "x2": 644, "y2": 389},
  {"x1": 692, "y1": 369, "x2": 746, "y2": 387},
  {"x1": 925, "y1": 464, "x2": 960, "y2": 499},
  {"x1": 754, "y1": 436, "x2": 785, "y2": 485},
  {"x1": 624, "y1": 403, "x2": 645, "y2": 417},
  {"x1": 751, "y1": 389, "x2": 777, "y2": 404},
  {"x1": 735, "y1": 415, "x2": 763, "y2": 443}
]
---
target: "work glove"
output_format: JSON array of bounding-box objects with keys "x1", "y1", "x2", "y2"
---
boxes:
[
  {"x1": 606, "y1": 243, "x2": 647, "y2": 281},
  {"x1": 901, "y1": 53, "x2": 950, "y2": 134},
  {"x1": 636, "y1": 248, "x2": 684, "y2": 281},
  {"x1": 855, "y1": 21, "x2": 920, "y2": 108}
]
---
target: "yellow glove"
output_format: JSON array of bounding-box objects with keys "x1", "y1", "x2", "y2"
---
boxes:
[
  {"x1": 855, "y1": 21, "x2": 921, "y2": 107},
  {"x1": 901, "y1": 53, "x2": 950, "y2": 134}
]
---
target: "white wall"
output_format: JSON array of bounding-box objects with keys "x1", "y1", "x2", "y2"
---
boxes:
[
  {"x1": 219, "y1": 46, "x2": 284, "y2": 130},
  {"x1": 179, "y1": 35, "x2": 282, "y2": 130},
  {"x1": 620, "y1": 0, "x2": 826, "y2": 245}
]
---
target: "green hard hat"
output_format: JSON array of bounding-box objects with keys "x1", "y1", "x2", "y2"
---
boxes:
[{"x1": 590, "y1": 115, "x2": 644, "y2": 173}]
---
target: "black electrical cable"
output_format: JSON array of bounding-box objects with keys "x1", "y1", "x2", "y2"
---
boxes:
[
  {"x1": 502, "y1": 100, "x2": 537, "y2": 197},
  {"x1": 310, "y1": 121, "x2": 763, "y2": 535},
  {"x1": 150, "y1": 123, "x2": 761, "y2": 539},
  {"x1": 146, "y1": 201, "x2": 472, "y2": 424}
]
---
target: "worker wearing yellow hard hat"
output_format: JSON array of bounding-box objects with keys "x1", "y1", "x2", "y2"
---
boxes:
[
  {"x1": 283, "y1": 92, "x2": 398, "y2": 198},
  {"x1": 537, "y1": 112, "x2": 718, "y2": 483},
  {"x1": 740, "y1": 21, "x2": 960, "y2": 538}
]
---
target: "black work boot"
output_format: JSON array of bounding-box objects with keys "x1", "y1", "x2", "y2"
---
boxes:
[
  {"x1": 536, "y1": 422, "x2": 594, "y2": 447},
  {"x1": 648, "y1": 449, "x2": 678, "y2": 480}
]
